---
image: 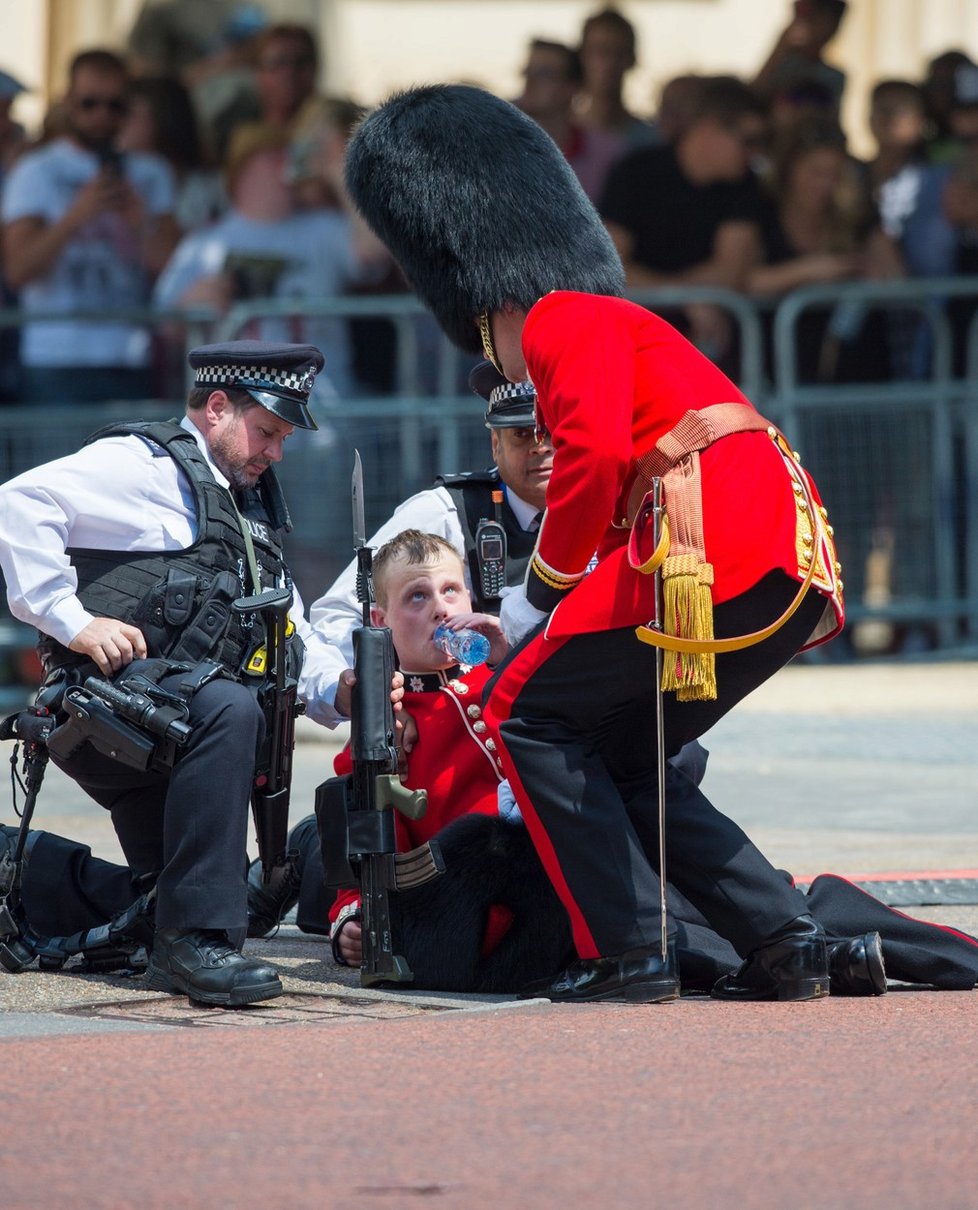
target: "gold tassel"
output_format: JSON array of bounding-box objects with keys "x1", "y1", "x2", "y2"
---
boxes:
[{"x1": 660, "y1": 555, "x2": 717, "y2": 702}]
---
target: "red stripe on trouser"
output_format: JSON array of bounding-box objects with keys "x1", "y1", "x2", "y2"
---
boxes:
[{"x1": 485, "y1": 629, "x2": 600, "y2": 960}]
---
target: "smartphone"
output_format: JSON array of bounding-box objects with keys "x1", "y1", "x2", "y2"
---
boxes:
[{"x1": 97, "y1": 146, "x2": 125, "y2": 178}]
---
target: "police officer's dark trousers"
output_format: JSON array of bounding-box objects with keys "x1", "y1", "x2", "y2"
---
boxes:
[
  {"x1": 50, "y1": 669, "x2": 264, "y2": 937},
  {"x1": 489, "y1": 571, "x2": 826, "y2": 962}
]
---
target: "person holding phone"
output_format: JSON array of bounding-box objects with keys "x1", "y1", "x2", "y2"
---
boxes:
[{"x1": 1, "y1": 48, "x2": 180, "y2": 404}]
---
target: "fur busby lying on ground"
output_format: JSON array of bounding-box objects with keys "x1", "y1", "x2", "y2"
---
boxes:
[{"x1": 344, "y1": 83, "x2": 625, "y2": 353}]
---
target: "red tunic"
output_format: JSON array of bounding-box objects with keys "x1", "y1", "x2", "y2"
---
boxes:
[
  {"x1": 522, "y1": 291, "x2": 843, "y2": 643},
  {"x1": 329, "y1": 663, "x2": 505, "y2": 925}
]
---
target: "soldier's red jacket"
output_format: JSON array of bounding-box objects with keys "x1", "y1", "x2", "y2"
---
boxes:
[
  {"x1": 522, "y1": 291, "x2": 844, "y2": 643},
  {"x1": 329, "y1": 662, "x2": 504, "y2": 926}
]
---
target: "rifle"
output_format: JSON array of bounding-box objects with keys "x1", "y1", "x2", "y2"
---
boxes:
[
  {"x1": 316, "y1": 451, "x2": 428, "y2": 986},
  {"x1": 233, "y1": 586, "x2": 303, "y2": 886}
]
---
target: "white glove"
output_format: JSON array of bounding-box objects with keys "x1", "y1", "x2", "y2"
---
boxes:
[
  {"x1": 497, "y1": 778, "x2": 524, "y2": 826},
  {"x1": 498, "y1": 583, "x2": 548, "y2": 646}
]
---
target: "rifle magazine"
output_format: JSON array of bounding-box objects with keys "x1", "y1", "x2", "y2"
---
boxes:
[{"x1": 394, "y1": 841, "x2": 445, "y2": 891}]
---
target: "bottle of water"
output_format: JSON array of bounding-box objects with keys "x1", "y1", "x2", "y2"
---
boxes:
[{"x1": 433, "y1": 624, "x2": 490, "y2": 667}]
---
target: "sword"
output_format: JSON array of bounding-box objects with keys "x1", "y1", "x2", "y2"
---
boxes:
[{"x1": 650, "y1": 478, "x2": 669, "y2": 962}]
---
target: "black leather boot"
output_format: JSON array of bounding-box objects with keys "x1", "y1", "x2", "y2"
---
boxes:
[
  {"x1": 146, "y1": 929, "x2": 283, "y2": 1006},
  {"x1": 711, "y1": 916, "x2": 829, "y2": 1002},
  {"x1": 519, "y1": 941, "x2": 680, "y2": 1004},
  {"x1": 827, "y1": 931, "x2": 887, "y2": 995},
  {"x1": 246, "y1": 854, "x2": 301, "y2": 938},
  {"x1": 246, "y1": 816, "x2": 319, "y2": 937}
]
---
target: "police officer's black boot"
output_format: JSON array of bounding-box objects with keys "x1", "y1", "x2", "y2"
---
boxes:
[
  {"x1": 146, "y1": 929, "x2": 283, "y2": 1006},
  {"x1": 711, "y1": 915, "x2": 830, "y2": 1002}
]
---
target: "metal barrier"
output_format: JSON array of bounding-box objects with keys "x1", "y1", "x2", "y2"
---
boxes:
[
  {"x1": 0, "y1": 280, "x2": 976, "y2": 672},
  {"x1": 213, "y1": 286, "x2": 768, "y2": 405},
  {"x1": 0, "y1": 306, "x2": 217, "y2": 403},
  {"x1": 769, "y1": 278, "x2": 978, "y2": 650}
]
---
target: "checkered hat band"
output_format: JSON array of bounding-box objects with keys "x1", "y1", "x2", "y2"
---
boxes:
[
  {"x1": 488, "y1": 380, "x2": 535, "y2": 406},
  {"x1": 194, "y1": 364, "x2": 311, "y2": 394}
]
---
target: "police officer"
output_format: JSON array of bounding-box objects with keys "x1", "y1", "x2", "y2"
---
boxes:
[
  {"x1": 0, "y1": 340, "x2": 351, "y2": 1006},
  {"x1": 307, "y1": 361, "x2": 550, "y2": 690}
]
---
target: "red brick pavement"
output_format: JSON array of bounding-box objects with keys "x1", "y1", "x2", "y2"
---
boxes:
[{"x1": 3, "y1": 991, "x2": 976, "y2": 1209}]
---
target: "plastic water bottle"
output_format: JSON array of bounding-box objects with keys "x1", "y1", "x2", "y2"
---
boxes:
[{"x1": 433, "y1": 624, "x2": 490, "y2": 667}]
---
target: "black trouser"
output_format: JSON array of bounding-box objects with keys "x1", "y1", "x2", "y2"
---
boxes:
[
  {"x1": 17, "y1": 830, "x2": 145, "y2": 938},
  {"x1": 490, "y1": 572, "x2": 828, "y2": 959},
  {"x1": 14, "y1": 822, "x2": 978, "y2": 992},
  {"x1": 50, "y1": 667, "x2": 264, "y2": 935}
]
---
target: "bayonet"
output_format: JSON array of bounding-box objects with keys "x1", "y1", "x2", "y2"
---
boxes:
[
  {"x1": 352, "y1": 449, "x2": 366, "y2": 550},
  {"x1": 352, "y1": 449, "x2": 372, "y2": 627}
]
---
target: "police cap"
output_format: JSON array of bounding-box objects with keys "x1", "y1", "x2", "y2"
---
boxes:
[
  {"x1": 188, "y1": 340, "x2": 324, "y2": 430},
  {"x1": 468, "y1": 360, "x2": 536, "y2": 429}
]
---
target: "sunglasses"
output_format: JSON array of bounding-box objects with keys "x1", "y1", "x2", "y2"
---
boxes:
[
  {"x1": 76, "y1": 95, "x2": 128, "y2": 115},
  {"x1": 260, "y1": 54, "x2": 314, "y2": 71}
]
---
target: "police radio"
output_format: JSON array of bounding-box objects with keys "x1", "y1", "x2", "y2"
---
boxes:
[{"x1": 474, "y1": 490, "x2": 507, "y2": 600}]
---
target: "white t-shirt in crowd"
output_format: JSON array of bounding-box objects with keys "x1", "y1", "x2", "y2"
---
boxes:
[{"x1": 1, "y1": 138, "x2": 176, "y2": 368}]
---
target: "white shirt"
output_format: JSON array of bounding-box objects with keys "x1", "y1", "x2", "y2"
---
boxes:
[
  {"x1": 0, "y1": 415, "x2": 347, "y2": 725},
  {"x1": 307, "y1": 480, "x2": 539, "y2": 670}
]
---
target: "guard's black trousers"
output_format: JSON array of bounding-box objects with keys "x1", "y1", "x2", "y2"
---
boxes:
[
  {"x1": 487, "y1": 572, "x2": 829, "y2": 960},
  {"x1": 50, "y1": 667, "x2": 263, "y2": 935}
]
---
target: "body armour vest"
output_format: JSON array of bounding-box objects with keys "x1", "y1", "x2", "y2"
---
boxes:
[
  {"x1": 38, "y1": 420, "x2": 294, "y2": 678},
  {"x1": 434, "y1": 470, "x2": 538, "y2": 615}
]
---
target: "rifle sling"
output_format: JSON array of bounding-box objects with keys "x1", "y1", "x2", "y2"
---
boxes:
[{"x1": 230, "y1": 494, "x2": 263, "y2": 594}]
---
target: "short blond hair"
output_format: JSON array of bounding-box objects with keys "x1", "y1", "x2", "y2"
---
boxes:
[{"x1": 372, "y1": 529, "x2": 462, "y2": 608}]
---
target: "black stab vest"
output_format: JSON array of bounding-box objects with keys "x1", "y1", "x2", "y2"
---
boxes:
[
  {"x1": 434, "y1": 469, "x2": 537, "y2": 615},
  {"x1": 38, "y1": 420, "x2": 293, "y2": 678}
]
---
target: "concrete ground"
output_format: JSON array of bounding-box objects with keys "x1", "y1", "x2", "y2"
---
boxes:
[{"x1": 1, "y1": 657, "x2": 976, "y2": 1209}]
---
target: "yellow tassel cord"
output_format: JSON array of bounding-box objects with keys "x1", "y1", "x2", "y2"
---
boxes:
[{"x1": 660, "y1": 554, "x2": 717, "y2": 701}]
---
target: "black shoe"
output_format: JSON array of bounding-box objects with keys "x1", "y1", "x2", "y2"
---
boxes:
[
  {"x1": 145, "y1": 928, "x2": 283, "y2": 1006},
  {"x1": 827, "y1": 932, "x2": 887, "y2": 996},
  {"x1": 711, "y1": 916, "x2": 830, "y2": 1002},
  {"x1": 247, "y1": 852, "x2": 301, "y2": 938},
  {"x1": 519, "y1": 942, "x2": 680, "y2": 1004}
]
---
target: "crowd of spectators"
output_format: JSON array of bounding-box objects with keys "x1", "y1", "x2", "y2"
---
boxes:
[{"x1": 0, "y1": 0, "x2": 977, "y2": 405}]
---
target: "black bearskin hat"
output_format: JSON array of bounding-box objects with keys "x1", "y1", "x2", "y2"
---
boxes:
[{"x1": 345, "y1": 83, "x2": 625, "y2": 354}]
